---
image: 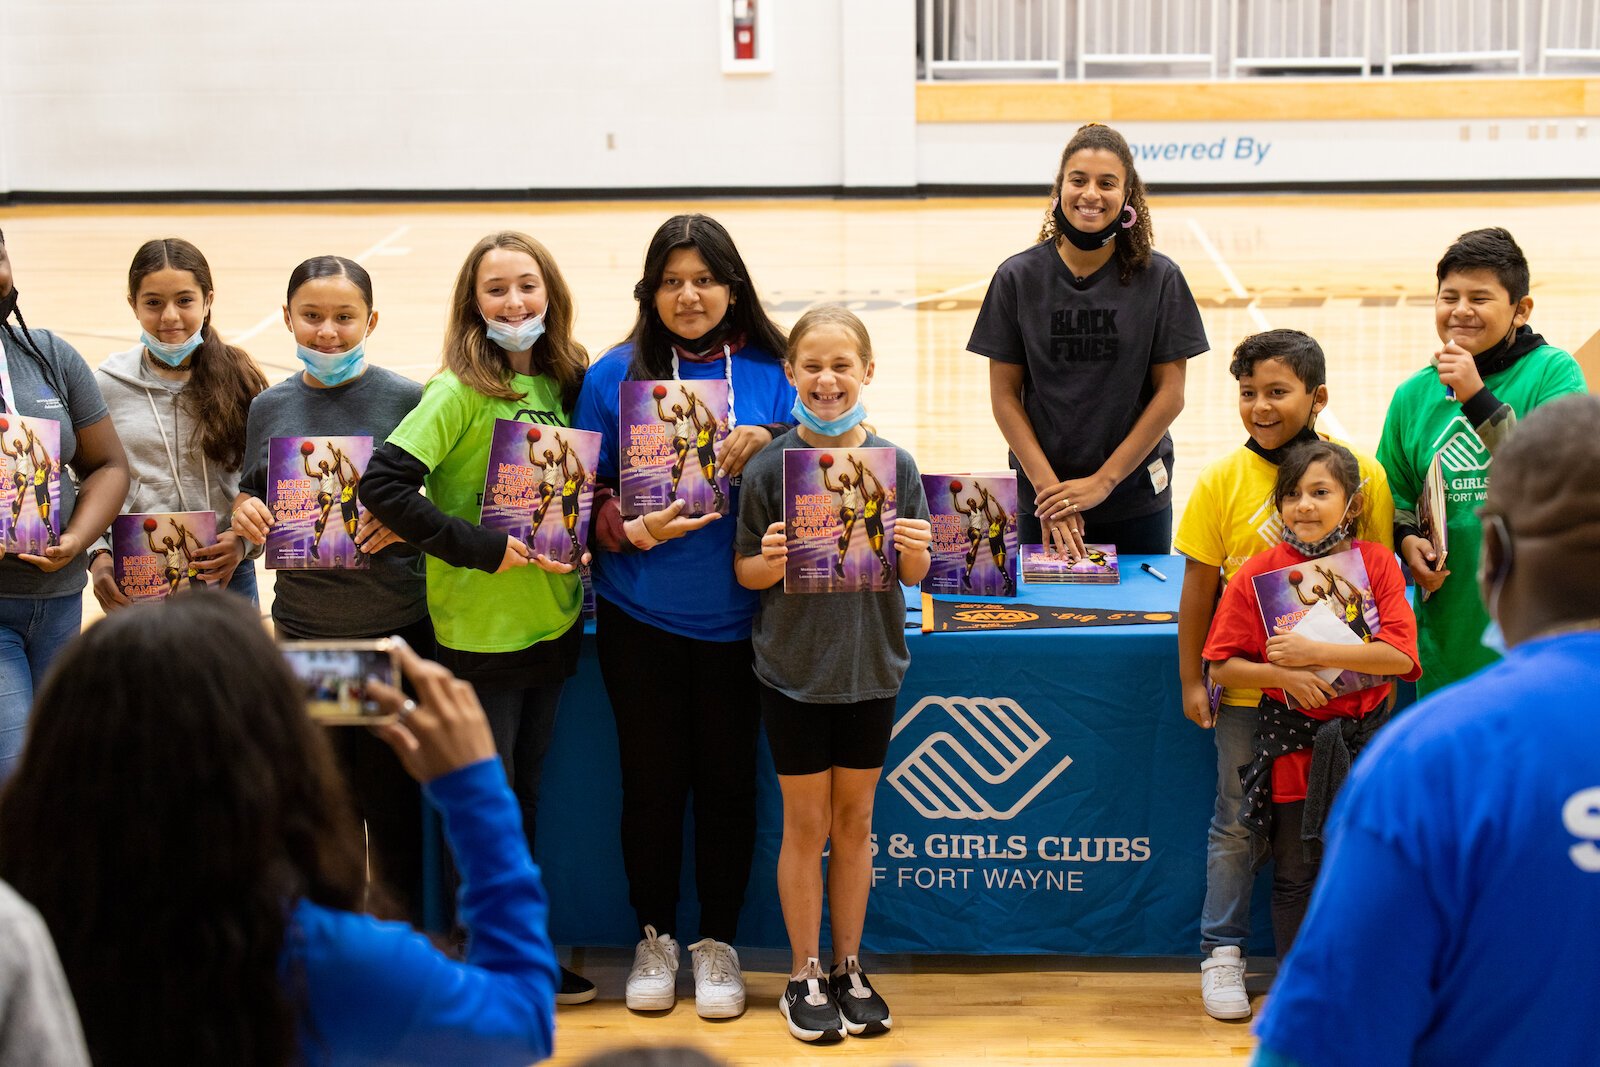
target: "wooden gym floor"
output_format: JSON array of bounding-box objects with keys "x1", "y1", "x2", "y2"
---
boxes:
[{"x1": 2, "y1": 191, "x2": 1596, "y2": 1063}]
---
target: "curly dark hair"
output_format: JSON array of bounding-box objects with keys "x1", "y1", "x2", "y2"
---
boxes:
[
  {"x1": 1035, "y1": 123, "x2": 1154, "y2": 284},
  {"x1": 0, "y1": 595, "x2": 367, "y2": 1065}
]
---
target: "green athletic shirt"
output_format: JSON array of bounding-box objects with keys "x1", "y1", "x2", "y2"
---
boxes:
[
  {"x1": 385, "y1": 370, "x2": 581, "y2": 654},
  {"x1": 1376, "y1": 344, "x2": 1585, "y2": 696}
]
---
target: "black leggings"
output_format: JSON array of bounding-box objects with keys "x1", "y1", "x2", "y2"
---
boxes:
[
  {"x1": 1270, "y1": 800, "x2": 1321, "y2": 958},
  {"x1": 595, "y1": 596, "x2": 760, "y2": 943}
]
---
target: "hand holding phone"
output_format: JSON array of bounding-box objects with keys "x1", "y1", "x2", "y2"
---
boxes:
[
  {"x1": 367, "y1": 640, "x2": 497, "y2": 784},
  {"x1": 281, "y1": 639, "x2": 401, "y2": 724}
]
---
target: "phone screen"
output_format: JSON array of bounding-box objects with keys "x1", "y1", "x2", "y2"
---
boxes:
[{"x1": 281, "y1": 641, "x2": 399, "y2": 724}]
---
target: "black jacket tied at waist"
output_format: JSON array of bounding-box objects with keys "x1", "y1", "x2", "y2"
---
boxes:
[{"x1": 1238, "y1": 695, "x2": 1394, "y2": 857}]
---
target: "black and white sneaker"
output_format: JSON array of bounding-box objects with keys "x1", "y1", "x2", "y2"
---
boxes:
[
  {"x1": 779, "y1": 957, "x2": 845, "y2": 1042},
  {"x1": 556, "y1": 965, "x2": 597, "y2": 1005},
  {"x1": 829, "y1": 955, "x2": 892, "y2": 1035}
]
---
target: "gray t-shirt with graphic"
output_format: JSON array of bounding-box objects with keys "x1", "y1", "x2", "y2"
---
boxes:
[{"x1": 736, "y1": 428, "x2": 928, "y2": 703}]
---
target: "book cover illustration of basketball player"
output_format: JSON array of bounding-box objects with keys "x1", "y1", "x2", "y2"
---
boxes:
[
  {"x1": 0, "y1": 415, "x2": 62, "y2": 555},
  {"x1": 619, "y1": 380, "x2": 730, "y2": 518},
  {"x1": 111, "y1": 510, "x2": 217, "y2": 602},
  {"x1": 783, "y1": 446, "x2": 897, "y2": 593},
  {"x1": 480, "y1": 420, "x2": 600, "y2": 566},
  {"x1": 265, "y1": 436, "x2": 373, "y2": 570},
  {"x1": 1251, "y1": 545, "x2": 1386, "y2": 707},
  {"x1": 922, "y1": 472, "x2": 1017, "y2": 596},
  {"x1": 1020, "y1": 543, "x2": 1120, "y2": 584}
]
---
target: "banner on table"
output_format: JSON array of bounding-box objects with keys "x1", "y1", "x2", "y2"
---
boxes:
[{"x1": 920, "y1": 593, "x2": 1174, "y2": 632}]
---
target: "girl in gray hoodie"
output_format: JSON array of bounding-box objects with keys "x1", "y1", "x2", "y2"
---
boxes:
[{"x1": 88, "y1": 238, "x2": 267, "y2": 610}]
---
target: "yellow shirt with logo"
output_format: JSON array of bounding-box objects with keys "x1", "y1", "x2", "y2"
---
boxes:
[{"x1": 1173, "y1": 435, "x2": 1394, "y2": 709}]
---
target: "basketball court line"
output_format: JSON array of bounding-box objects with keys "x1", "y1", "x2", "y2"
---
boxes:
[
  {"x1": 227, "y1": 224, "x2": 413, "y2": 357},
  {"x1": 1185, "y1": 216, "x2": 1351, "y2": 441}
]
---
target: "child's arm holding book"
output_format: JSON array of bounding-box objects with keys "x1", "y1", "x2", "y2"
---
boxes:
[
  {"x1": 1263, "y1": 631, "x2": 1414, "y2": 677},
  {"x1": 894, "y1": 518, "x2": 932, "y2": 585},
  {"x1": 1204, "y1": 554, "x2": 1337, "y2": 709},
  {"x1": 734, "y1": 522, "x2": 786, "y2": 590},
  {"x1": 1210, "y1": 656, "x2": 1337, "y2": 709}
]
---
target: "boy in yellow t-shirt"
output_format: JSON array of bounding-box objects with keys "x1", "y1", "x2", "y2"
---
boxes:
[{"x1": 1172, "y1": 329, "x2": 1393, "y2": 1022}]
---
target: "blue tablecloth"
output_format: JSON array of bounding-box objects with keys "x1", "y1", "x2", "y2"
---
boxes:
[{"x1": 527, "y1": 554, "x2": 1268, "y2": 956}]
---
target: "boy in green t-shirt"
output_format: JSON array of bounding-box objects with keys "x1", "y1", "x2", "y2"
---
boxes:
[
  {"x1": 1377, "y1": 227, "x2": 1586, "y2": 698},
  {"x1": 1174, "y1": 328, "x2": 1393, "y2": 1022}
]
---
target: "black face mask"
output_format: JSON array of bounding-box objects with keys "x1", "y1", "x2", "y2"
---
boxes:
[
  {"x1": 0, "y1": 286, "x2": 16, "y2": 323},
  {"x1": 665, "y1": 315, "x2": 733, "y2": 357},
  {"x1": 1473, "y1": 323, "x2": 1523, "y2": 378},
  {"x1": 1053, "y1": 198, "x2": 1125, "y2": 252},
  {"x1": 1246, "y1": 424, "x2": 1321, "y2": 466}
]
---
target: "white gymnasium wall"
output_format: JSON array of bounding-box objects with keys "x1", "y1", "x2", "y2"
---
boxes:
[{"x1": 0, "y1": 0, "x2": 917, "y2": 194}]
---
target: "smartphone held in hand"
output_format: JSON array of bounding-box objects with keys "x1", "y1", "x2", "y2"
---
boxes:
[{"x1": 280, "y1": 638, "x2": 400, "y2": 725}]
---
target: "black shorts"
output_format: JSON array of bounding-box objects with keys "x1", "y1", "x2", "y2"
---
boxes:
[{"x1": 758, "y1": 683, "x2": 895, "y2": 776}]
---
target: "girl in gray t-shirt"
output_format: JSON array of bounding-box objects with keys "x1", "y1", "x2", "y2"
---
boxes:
[{"x1": 734, "y1": 305, "x2": 931, "y2": 1044}]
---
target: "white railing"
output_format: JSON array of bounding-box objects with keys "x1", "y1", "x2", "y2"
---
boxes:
[
  {"x1": 1385, "y1": 0, "x2": 1526, "y2": 74},
  {"x1": 1076, "y1": 0, "x2": 1223, "y2": 78},
  {"x1": 1232, "y1": 0, "x2": 1374, "y2": 75},
  {"x1": 919, "y1": 0, "x2": 1597, "y2": 79},
  {"x1": 924, "y1": 0, "x2": 1070, "y2": 79},
  {"x1": 1540, "y1": 0, "x2": 1600, "y2": 72}
]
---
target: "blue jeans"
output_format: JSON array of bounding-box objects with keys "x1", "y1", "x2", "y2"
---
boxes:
[
  {"x1": 1200, "y1": 702, "x2": 1258, "y2": 952},
  {"x1": 0, "y1": 593, "x2": 84, "y2": 780},
  {"x1": 224, "y1": 558, "x2": 259, "y2": 605}
]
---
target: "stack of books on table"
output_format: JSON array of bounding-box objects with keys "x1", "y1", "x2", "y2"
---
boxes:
[{"x1": 1019, "y1": 544, "x2": 1120, "y2": 585}]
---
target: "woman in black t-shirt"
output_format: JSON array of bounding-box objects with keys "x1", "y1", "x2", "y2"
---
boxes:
[{"x1": 968, "y1": 122, "x2": 1208, "y2": 559}]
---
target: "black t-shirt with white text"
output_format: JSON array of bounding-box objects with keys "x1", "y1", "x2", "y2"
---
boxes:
[{"x1": 967, "y1": 243, "x2": 1208, "y2": 521}]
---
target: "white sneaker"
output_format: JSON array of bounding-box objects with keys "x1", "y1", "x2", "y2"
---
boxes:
[
  {"x1": 625, "y1": 925, "x2": 679, "y2": 1011},
  {"x1": 1200, "y1": 945, "x2": 1251, "y2": 1020},
  {"x1": 687, "y1": 938, "x2": 746, "y2": 1018}
]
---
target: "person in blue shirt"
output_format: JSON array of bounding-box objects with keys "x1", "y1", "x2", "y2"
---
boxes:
[
  {"x1": 0, "y1": 594, "x2": 558, "y2": 1067},
  {"x1": 574, "y1": 214, "x2": 795, "y2": 1020},
  {"x1": 1252, "y1": 394, "x2": 1600, "y2": 1067}
]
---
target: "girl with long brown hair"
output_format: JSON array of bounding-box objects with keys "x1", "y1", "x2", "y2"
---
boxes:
[
  {"x1": 89, "y1": 237, "x2": 268, "y2": 607},
  {"x1": 361, "y1": 230, "x2": 595, "y2": 1002}
]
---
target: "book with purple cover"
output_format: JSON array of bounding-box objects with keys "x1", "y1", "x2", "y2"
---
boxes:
[
  {"x1": 1020, "y1": 543, "x2": 1120, "y2": 584},
  {"x1": 0, "y1": 415, "x2": 61, "y2": 555},
  {"x1": 265, "y1": 436, "x2": 373, "y2": 570},
  {"x1": 112, "y1": 511, "x2": 217, "y2": 602},
  {"x1": 479, "y1": 421, "x2": 600, "y2": 566},
  {"x1": 783, "y1": 446, "x2": 897, "y2": 593},
  {"x1": 619, "y1": 380, "x2": 730, "y2": 517},
  {"x1": 922, "y1": 471, "x2": 1017, "y2": 596},
  {"x1": 1250, "y1": 546, "x2": 1386, "y2": 708}
]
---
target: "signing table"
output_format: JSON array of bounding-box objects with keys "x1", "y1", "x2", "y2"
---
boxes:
[{"x1": 523, "y1": 554, "x2": 1247, "y2": 956}]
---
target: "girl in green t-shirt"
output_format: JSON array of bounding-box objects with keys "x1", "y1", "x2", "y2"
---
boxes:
[{"x1": 361, "y1": 231, "x2": 595, "y2": 1003}]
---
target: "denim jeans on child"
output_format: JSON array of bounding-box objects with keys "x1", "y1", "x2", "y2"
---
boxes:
[
  {"x1": 1200, "y1": 702, "x2": 1259, "y2": 952},
  {"x1": 0, "y1": 592, "x2": 84, "y2": 779}
]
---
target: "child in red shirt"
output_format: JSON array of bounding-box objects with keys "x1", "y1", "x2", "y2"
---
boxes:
[{"x1": 1204, "y1": 441, "x2": 1419, "y2": 957}]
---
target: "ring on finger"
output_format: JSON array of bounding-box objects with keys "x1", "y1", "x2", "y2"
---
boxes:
[{"x1": 398, "y1": 699, "x2": 417, "y2": 720}]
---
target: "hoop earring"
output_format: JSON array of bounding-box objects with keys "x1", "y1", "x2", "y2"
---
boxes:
[{"x1": 1120, "y1": 204, "x2": 1138, "y2": 229}]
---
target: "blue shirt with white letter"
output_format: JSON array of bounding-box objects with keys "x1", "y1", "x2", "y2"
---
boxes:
[{"x1": 1254, "y1": 631, "x2": 1600, "y2": 1067}]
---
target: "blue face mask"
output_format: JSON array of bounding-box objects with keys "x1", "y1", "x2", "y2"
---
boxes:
[
  {"x1": 142, "y1": 326, "x2": 205, "y2": 367},
  {"x1": 484, "y1": 312, "x2": 546, "y2": 353},
  {"x1": 296, "y1": 332, "x2": 367, "y2": 387},
  {"x1": 792, "y1": 397, "x2": 867, "y2": 438}
]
